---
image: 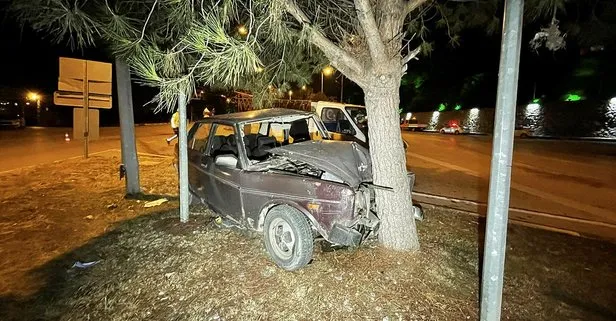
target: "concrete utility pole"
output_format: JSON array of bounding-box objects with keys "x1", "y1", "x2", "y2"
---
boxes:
[
  {"x1": 178, "y1": 93, "x2": 190, "y2": 222},
  {"x1": 480, "y1": 0, "x2": 524, "y2": 320},
  {"x1": 115, "y1": 59, "x2": 141, "y2": 195}
]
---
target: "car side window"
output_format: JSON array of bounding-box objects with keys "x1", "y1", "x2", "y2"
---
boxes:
[
  {"x1": 321, "y1": 107, "x2": 353, "y2": 134},
  {"x1": 209, "y1": 124, "x2": 238, "y2": 157},
  {"x1": 190, "y1": 123, "x2": 212, "y2": 153}
]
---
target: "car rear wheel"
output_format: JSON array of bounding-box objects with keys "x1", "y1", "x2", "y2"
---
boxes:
[
  {"x1": 263, "y1": 206, "x2": 314, "y2": 271},
  {"x1": 454, "y1": 130, "x2": 460, "y2": 135},
  {"x1": 440, "y1": 129, "x2": 445, "y2": 134}
]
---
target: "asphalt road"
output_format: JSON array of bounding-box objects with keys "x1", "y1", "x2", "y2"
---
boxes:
[
  {"x1": 404, "y1": 131, "x2": 616, "y2": 240},
  {"x1": 1, "y1": 125, "x2": 615, "y2": 239},
  {"x1": 0, "y1": 124, "x2": 174, "y2": 173}
]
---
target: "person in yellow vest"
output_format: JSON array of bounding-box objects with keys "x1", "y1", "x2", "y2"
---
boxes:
[{"x1": 166, "y1": 111, "x2": 180, "y2": 144}]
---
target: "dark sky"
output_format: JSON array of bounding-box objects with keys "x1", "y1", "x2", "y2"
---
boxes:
[{"x1": 1, "y1": 6, "x2": 614, "y2": 120}]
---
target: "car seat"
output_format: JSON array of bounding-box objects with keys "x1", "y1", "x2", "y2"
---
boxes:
[{"x1": 289, "y1": 119, "x2": 311, "y2": 143}]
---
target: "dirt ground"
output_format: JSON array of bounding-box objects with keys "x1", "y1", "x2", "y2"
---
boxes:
[{"x1": 0, "y1": 151, "x2": 614, "y2": 321}]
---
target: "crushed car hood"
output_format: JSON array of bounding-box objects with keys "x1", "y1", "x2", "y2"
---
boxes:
[{"x1": 270, "y1": 140, "x2": 372, "y2": 188}]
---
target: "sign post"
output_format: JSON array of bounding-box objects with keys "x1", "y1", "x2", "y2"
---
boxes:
[{"x1": 82, "y1": 59, "x2": 90, "y2": 158}]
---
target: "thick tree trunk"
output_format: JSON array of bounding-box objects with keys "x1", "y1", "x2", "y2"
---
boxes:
[{"x1": 364, "y1": 75, "x2": 419, "y2": 251}]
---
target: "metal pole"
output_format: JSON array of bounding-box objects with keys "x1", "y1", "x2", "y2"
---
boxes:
[
  {"x1": 321, "y1": 72, "x2": 324, "y2": 93},
  {"x1": 340, "y1": 75, "x2": 344, "y2": 102},
  {"x1": 83, "y1": 60, "x2": 89, "y2": 158},
  {"x1": 480, "y1": 0, "x2": 524, "y2": 320},
  {"x1": 115, "y1": 59, "x2": 141, "y2": 195},
  {"x1": 178, "y1": 92, "x2": 190, "y2": 222}
]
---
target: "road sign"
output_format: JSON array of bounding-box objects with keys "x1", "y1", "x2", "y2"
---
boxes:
[
  {"x1": 54, "y1": 57, "x2": 113, "y2": 158},
  {"x1": 54, "y1": 57, "x2": 112, "y2": 109},
  {"x1": 53, "y1": 91, "x2": 112, "y2": 109}
]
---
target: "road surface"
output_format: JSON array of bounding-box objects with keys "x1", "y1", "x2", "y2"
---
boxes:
[
  {"x1": 0, "y1": 125, "x2": 174, "y2": 173},
  {"x1": 404, "y1": 131, "x2": 616, "y2": 240},
  {"x1": 1, "y1": 126, "x2": 615, "y2": 240}
]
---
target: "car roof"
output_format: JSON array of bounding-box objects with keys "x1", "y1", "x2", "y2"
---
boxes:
[{"x1": 202, "y1": 108, "x2": 314, "y2": 125}]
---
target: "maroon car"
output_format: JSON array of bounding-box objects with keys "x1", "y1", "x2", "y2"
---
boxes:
[{"x1": 176, "y1": 108, "x2": 419, "y2": 270}]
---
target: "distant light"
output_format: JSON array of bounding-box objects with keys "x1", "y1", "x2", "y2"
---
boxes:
[
  {"x1": 26, "y1": 102, "x2": 30, "y2": 105},
  {"x1": 454, "y1": 104, "x2": 461, "y2": 111},
  {"x1": 301, "y1": 85, "x2": 307, "y2": 90},
  {"x1": 226, "y1": 98, "x2": 231, "y2": 103},
  {"x1": 255, "y1": 66, "x2": 264, "y2": 73},
  {"x1": 27, "y1": 92, "x2": 40, "y2": 101},
  {"x1": 200, "y1": 90, "x2": 204, "y2": 94},
  {"x1": 267, "y1": 84, "x2": 273, "y2": 90},
  {"x1": 405, "y1": 112, "x2": 412, "y2": 121},
  {"x1": 525, "y1": 103, "x2": 541, "y2": 117},
  {"x1": 471, "y1": 107, "x2": 479, "y2": 112},
  {"x1": 532, "y1": 98, "x2": 540, "y2": 103},
  {"x1": 429, "y1": 111, "x2": 440, "y2": 128},
  {"x1": 527, "y1": 103, "x2": 541, "y2": 109},
  {"x1": 438, "y1": 103, "x2": 446, "y2": 112},
  {"x1": 288, "y1": 90, "x2": 293, "y2": 95},
  {"x1": 609, "y1": 97, "x2": 616, "y2": 111},
  {"x1": 322, "y1": 66, "x2": 334, "y2": 76},
  {"x1": 14, "y1": 102, "x2": 18, "y2": 106},
  {"x1": 564, "y1": 94, "x2": 582, "y2": 102},
  {"x1": 238, "y1": 25, "x2": 248, "y2": 36}
]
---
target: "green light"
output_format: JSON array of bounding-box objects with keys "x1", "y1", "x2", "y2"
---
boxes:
[
  {"x1": 454, "y1": 104, "x2": 461, "y2": 111},
  {"x1": 532, "y1": 98, "x2": 540, "y2": 103},
  {"x1": 438, "y1": 103, "x2": 446, "y2": 112},
  {"x1": 564, "y1": 93, "x2": 582, "y2": 102}
]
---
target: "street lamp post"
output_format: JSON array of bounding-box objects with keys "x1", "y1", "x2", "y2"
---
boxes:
[
  {"x1": 288, "y1": 90, "x2": 293, "y2": 100},
  {"x1": 321, "y1": 66, "x2": 334, "y2": 93},
  {"x1": 27, "y1": 92, "x2": 41, "y2": 125}
]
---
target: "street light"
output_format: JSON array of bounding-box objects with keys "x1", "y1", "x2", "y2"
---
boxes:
[
  {"x1": 321, "y1": 66, "x2": 334, "y2": 92},
  {"x1": 238, "y1": 25, "x2": 248, "y2": 36},
  {"x1": 301, "y1": 85, "x2": 307, "y2": 91},
  {"x1": 288, "y1": 90, "x2": 293, "y2": 100},
  {"x1": 27, "y1": 92, "x2": 42, "y2": 124}
]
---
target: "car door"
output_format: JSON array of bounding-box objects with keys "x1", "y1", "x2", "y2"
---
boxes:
[
  {"x1": 187, "y1": 122, "x2": 212, "y2": 201},
  {"x1": 201, "y1": 123, "x2": 243, "y2": 221}
]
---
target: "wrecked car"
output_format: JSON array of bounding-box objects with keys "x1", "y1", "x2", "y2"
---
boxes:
[{"x1": 176, "y1": 108, "x2": 418, "y2": 270}]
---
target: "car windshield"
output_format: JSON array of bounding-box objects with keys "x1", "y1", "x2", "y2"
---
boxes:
[
  {"x1": 242, "y1": 115, "x2": 326, "y2": 163},
  {"x1": 345, "y1": 106, "x2": 368, "y2": 129}
]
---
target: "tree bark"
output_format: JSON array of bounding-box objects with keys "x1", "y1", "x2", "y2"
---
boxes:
[{"x1": 363, "y1": 72, "x2": 419, "y2": 251}]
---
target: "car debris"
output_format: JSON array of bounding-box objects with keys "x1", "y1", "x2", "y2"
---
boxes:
[{"x1": 143, "y1": 198, "x2": 168, "y2": 208}]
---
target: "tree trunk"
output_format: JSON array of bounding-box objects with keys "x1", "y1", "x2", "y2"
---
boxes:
[{"x1": 363, "y1": 74, "x2": 419, "y2": 251}]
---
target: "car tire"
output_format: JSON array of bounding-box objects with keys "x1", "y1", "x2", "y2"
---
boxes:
[
  {"x1": 263, "y1": 206, "x2": 314, "y2": 271},
  {"x1": 440, "y1": 129, "x2": 445, "y2": 134},
  {"x1": 454, "y1": 130, "x2": 460, "y2": 135}
]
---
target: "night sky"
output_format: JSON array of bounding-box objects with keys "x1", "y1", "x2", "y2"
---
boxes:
[{"x1": 1, "y1": 5, "x2": 614, "y2": 124}]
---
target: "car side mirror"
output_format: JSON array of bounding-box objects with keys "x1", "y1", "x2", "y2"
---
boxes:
[{"x1": 215, "y1": 155, "x2": 238, "y2": 168}]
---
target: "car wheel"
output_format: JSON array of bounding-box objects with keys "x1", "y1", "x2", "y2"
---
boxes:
[
  {"x1": 263, "y1": 206, "x2": 314, "y2": 271},
  {"x1": 454, "y1": 130, "x2": 460, "y2": 135},
  {"x1": 440, "y1": 129, "x2": 445, "y2": 134},
  {"x1": 520, "y1": 133, "x2": 528, "y2": 138}
]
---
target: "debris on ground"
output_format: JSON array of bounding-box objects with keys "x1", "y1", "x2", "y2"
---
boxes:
[
  {"x1": 143, "y1": 198, "x2": 168, "y2": 208},
  {"x1": 71, "y1": 261, "x2": 100, "y2": 269}
]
